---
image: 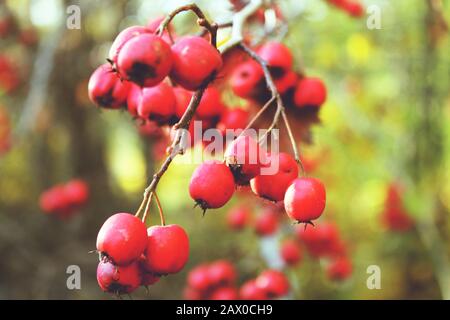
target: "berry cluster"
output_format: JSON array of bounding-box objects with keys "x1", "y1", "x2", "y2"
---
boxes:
[
  {"x1": 96, "y1": 213, "x2": 189, "y2": 295},
  {"x1": 381, "y1": 183, "x2": 414, "y2": 232},
  {"x1": 326, "y1": 0, "x2": 365, "y2": 18},
  {"x1": 39, "y1": 179, "x2": 89, "y2": 219},
  {"x1": 184, "y1": 260, "x2": 290, "y2": 300}
]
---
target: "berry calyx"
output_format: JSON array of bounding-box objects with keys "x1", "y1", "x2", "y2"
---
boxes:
[
  {"x1": 97, "y1": 259, "x2": 141, "y2": 295},
  {"x1": 284, "y1": 178, "x2": 326, "y2": 224},
  {"x1": 96, "y1": 213, "x2": 148, "y2": 265}
]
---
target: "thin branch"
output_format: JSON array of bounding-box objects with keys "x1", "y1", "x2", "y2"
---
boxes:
[
  {"x1": 153, "y1": 192, "x2": 166, "y2": 226},
  {"x1": 141, "y1": 192, "x2": 154, "y2": 223}
]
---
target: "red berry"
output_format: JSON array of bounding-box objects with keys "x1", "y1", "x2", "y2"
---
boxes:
[
  {"x1": 208, "y1": 260, "x2": 237, "y2": 286},
  {"x1": 117, "y1": 34, "x2": 172, "y2": 87},
  {"x1": 225, "y1": 135, "x2": 268, "y2": 185},
  {"x1": 137, "y1": 82, "x2": 176, "y2": 124},
  {"x1": 189, "y1": 160, "x2": 235, "y2": 210},
  {"x1": 275, "y1": 70, "x2": 297, "y2": 94},
  {"x1": 254, "y1": 209, "x2": 279, "y2": 236},
  {"x1": 210, "y1": 287, "x2": 239, "y2": 300},
  {"x1": 126, "y1": 83, "x2": 142, "y2": 117},
  {"x1": 97, "y1": 259, "x2": 141, "y2": 294},
  {"x1": 64, "y1": 179, "x2": 89, "y2": 207},
  {"x1": 226, "y1": 205, "x2": 252, "y2": 231},
  {"x1": 382, "y1": 183, "x2": 414, "y2": 232},
  {"x1": 345, "y1": 2, "x2": 364, "y2": 18},
  {"x1": 196, "y1": 87, "x2": 225, "y2": 121},
  {"x1": 88, "y1": 64, "x2": 130, "y2": 109},
  {"x1": 170, "y1": 36, "x2": 223, "y2": 90},
  {"x1": 257, "y1": 42, "x2": 293, "y2": 70},
  {"x1": 39, "y1": 185, "x2": 69, "y2": 215},
  {"x1": 217, "y1": 108, "x2": 250, "y2": 136},
  {"x1": 108, "y1": 26, "x2": 151, "y2": 65},
  {"x1": 230, "y1": 60, "x2": 264, "y2": 99},
  {"x1": 173, "y1": 87, "x2": 193, "y2": 119},
  {"x1": 255, "y1": 269, "x2": 289, "y2": 298},
  {"x1": 240, "y1": 280, "x2": 268, "y2": 300},
  {"x1": 144, "y1": 224, "x2": 189, "y2": 275},
  {"x1": 280, "y1": 239, "x2": 302, "y2": 266},
  {"x1": 284, "y1": 178, "x2": 326, "y2": 223},
  {"x1": 187, "y1": 264, "x2": 212, "y2": 292},
  {"x1": 96, "y1": 213, "x2": 148, "y2": 265},
  {"x1": 296, "y1": 222, "x2": 340, "y2": 258},
  {"x1": 294, "y1": 77, "x2": 327, "y2": 108},
  {"x1": 327, "y1": 257, "x2": 353, "y2": 281},
  {"x1": 250, "y1": 152, "x2": 299, "y2": 202}
]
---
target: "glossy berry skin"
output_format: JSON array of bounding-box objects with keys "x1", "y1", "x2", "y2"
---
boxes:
[
  {"x1": 217, "y1": 108, "x2": 250, "y2": 136},
  {"x1": 108, "y1": 26, "x2": 151, "y2": 65},
  {"x1": 254, "y1": 209, "x2": 279, "y2": 237},
  {"x1": 88, "y1": 64, "x2": 130, "y2": 109},
  {"x1": 189, "y1": 160, "x2": 235, "y2": 210},
  {"x1": 97, "y1": 259, "x2": 141, "y2": 294},
  {"x1": 170, "y1": 36, "x2": 223, "y2": 90},
  {"x1": 256, "y1": 270, "x2": 289, "y2": 298},
  {"x1": 226, "y1": 205, "x2": 252, "y2": 231},
  {"x1": 117, "y1": 34, "x2": 172, "y2": 87},
  {"x1": 96, "y1": 213, "x2": 148, "y2": 265},
  {"x1": 64, "y1": 179, "x2": 89, "y2": 206},
  {"x1": 208, "y1": 260, "x2": 237, "y2": 287},
  {"x1": 240, "y1": 280, "x2": 268, "y2": 300},
  {"x1": 126, "y1": 83, "x2": 142, "y2": 117},
  {"x1": 225, "y1": 135, "x2": 268, "y2": 185},
  {"x1": 187, "y1": 264, "x2": 212, "y2": 291},
  {"x1": 284, "y1": 178, "x2": 326, "y2": 223},
  {"x1": 257, "y1": 42, "x2": 293, "y2": 71},
  {"x1": 230, "y1": 60, "x2": 264, "y2": 99},
  {"x1": 250, "y1": 152, "x2": 299, "y2": 202},
  {"x1": 210, "y1": 287, "x2": 239, "y2": 300},
  {"x1": 137, "y1": 82, "x2": 176, "y2": 124},
  {"x1": 327, "y1": 257, "x2": 353, "y2": 281},
  {"x1": 294, "y1": 77, "x2": 327, "y2": 108},
  {"x1": 144, "y1": 224, "x2": 189, "y2": 275},
  {"x1": 280, "y1": 239, "x2": 302, "y2": 266}
]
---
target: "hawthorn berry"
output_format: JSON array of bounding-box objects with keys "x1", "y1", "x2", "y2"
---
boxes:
[
  {"x1": 117, "y1": 33, "x2": 172, "y2": 87},
  {"x1": 96, "y1": 259, "x2": 141, "y2": 294},
  {"x1": 196, "y1": 87, "x2": 225, "y2": 121},
  {"x1": 257, "y1": 41, "x2": 293, "y2": 71},
  {"x1": 217, "y1": 108, "x2": 250, "y2": 136},
  {"x1": 226, "y1": 205, "x2": 252, "y2": 231},
  {"x1": 250, "y1": 152, "x2": 299, "y2": 202},
  {"x1": 64, "y1": 179, "x2": 89, "y2": 207},
  {"x1": 144, "y1": 224, "x2": 189, "y2": 275},
  {"x1": 284, "y1": 178, "x2": 326, "y2": 224},
  {"x1": 137, "y1": 82, "x2": 176, "y2": 124},
  {"x1": 254, "y1": 209, "x2": 279, "y2": 237},
  {"x1": 108, "y1": 26, "x2": 151, "y2": 66},
  {"x1": 39, "y1": 185, "x2": 70, "y2": 215},
  {"x1": 230, "y1": 60, "x2": 264, "y2": 99},
  {"x1": 275, "y1": 70, "x2": 297, "y2": 94},
  {"x1": 88, "y1": 64, "x2": 130, "y2": 109},
  {"x1": 208, "y1": 260, "x2": 237, "y2": 287},
  {"x1": 296, "y1": 222, "x2": 341, "y2": 258},
  {"x1": 189, "y1": 160, "x2": 235, "y2": 211},
  {"x1": 326, "y1": 257, "x2": 353, "y2": 281},
  {"x1": 173, "y1": 87, "x2": 193, "y2": 119},
  {"x1": 96, "y1": 213, "x2": 148, "y2": 265},
  {"x1": 255, "y1": 269, "x2": 290, "y2": 298},
  {"x1": 170, "y1": 36, "x2": 223, "y2": 90},
  {"x1": 294, "y1": 77, "x2": 327, "y2": 108},
  {"x1": 280, "y1": 239, "x2": 302, "y2": 266},
  {"x1": 187, "y1": 264, "x2": 212, "y2": 292},
  {"x1": 240, "y1": 280, "x2": 268, "y2": 300},
  {"x1": 209, "y1": 287, "x2": 239, "y2": 300},
  {"x1": 382, "y1": 184, "x2": 414, "y2": 232},
  {"x1": 225, "y1": 135, "x2": 268, "y2": 185}
]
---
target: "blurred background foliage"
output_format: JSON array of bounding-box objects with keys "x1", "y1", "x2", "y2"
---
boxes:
[{"x1": 0, "y1": 0, "x2": 449, "y2": 299}]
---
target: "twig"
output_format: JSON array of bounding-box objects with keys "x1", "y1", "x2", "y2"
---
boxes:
[{"x1": 141, "y1": 192, "x2": 154, "y2": 223}]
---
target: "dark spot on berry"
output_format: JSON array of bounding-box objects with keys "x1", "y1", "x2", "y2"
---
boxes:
[{"x1": 128, "y1": 62, "x2": 156, "y2": 86}]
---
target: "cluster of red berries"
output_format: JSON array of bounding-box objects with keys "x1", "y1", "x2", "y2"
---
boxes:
[
  {"x1": 0, "y1": 106, "x2": 11, "y2": 155},
  {"x1": 381, "y1": 183, "x2": 414, "y2": 232},
  {"x1": 296, "y1": 222, "x2": 352, "y2": 281},
  {"x1": 185, "y1": 260, "x2": 290, "y2": 300},
  {"x1": 39, "y1": 179, "x2": 89, "y2": 219},
  {"x1": 190, "y1": 143, "x2": 326, "y2": 225},
  {"x1": 326, "y1": 0, "x2": 365, "y2": 18},
  {"x1": 96, "y1": 213, "x2": 189, "y2": 294}
]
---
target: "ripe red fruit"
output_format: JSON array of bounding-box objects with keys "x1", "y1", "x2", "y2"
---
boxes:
[
  {"x1": 96, "y1": 213, "x2": 148, "y2": 265},
  {"x1": 126, "y1": 83, "x2": 141, "y2": 117},
  {"x1": 189, "y1": 160, "x2": 235, "y2": 211},
  {"x1": 240, "y1": 280, "x2": 268, "y2": 300},
  {"x1": 296, "y1": 222, "x2": 340, "y2": 258},
  {"x1": 64, "y1": 179, "x2": 89, "y2": 206},
  {"x1": 275, "y1": 70, "x2": 297, "y2": 94},
  {"x1": 97, "y1": 259, "x2": 141, "y2": 294},
  {"x1": 294, "y1": 77, "x2": 327, "y2": 108},
  {"x1": 187, "y1": 264, "x2": 212, "y2": 292},
  {"x1": 254, "y1": 209, "x2": 279, "y2": 236},
  {"x1": 210, "y1": 287, "x2": 239, "y2": 300},
  {"x1": 39, "y1": 185, "x2": 69, "y2": 215},
  {"x1": 284, "y1": 178, "x2": 326, "y2": 223},
  {"x1": 225, "y1": 135, "x2": 268, "y2": 185},
  {"x1": 88, "y1": 64, "x2": 130, "y2": 109},
  {"x1": 208, "y1": 260, "x2": 237, "y2": 286},
  {"x1": 257, "y1": 42, "x2": 293, "y2": 71},
  {"x1": 144, "y1": 224, "x2": 189, "y2": 275},
  {"x1": 137, "y1": 82, "x2": 176, "y2": 124},
  {"x1": 117, "y1": 34, "x2": 172, "y2": 87},
  {"x1": 226, "y1": 205, "x2": 252, "y2": 231},
  {"x1": 196, "y1": 87, "x2": 225, "y2": 120},
  {"x1": 173, "y1": 87, "x2": 193, "y2": 119},
  {"x1": 170, "y1": 36, "x2": 223, "y2": 90},
  {"x1": 230, "y1": 60, "x2": 264, "y2": 99},
  {"x1": 280, "y1": 239, "x2": 302, "y2": 266},
  {"x1": 382, "y1": 184, "x2": 414, "y2": 232},
  {"x1": 250, "y1": 152, "x2": 299, "y2": 202},
  {"x1": 327, "y1": 257, "x2": 353, "y2": 281},
  {"x1": 217, "y1": 108, "x2": 250, "y2": 135},
  {"x1": 255, "y1": 270, "x2": 289, "y2": 298},
  {"x1": 108, "y1": 26, "x2": 151, "y2": 65}
]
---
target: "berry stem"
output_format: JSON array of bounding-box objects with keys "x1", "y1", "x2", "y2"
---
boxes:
[
  {"x1": 141, "y1": 192, "x2": 154, "y2": 224},
  {"x1": 153, "y1": 191, "x2": 166, "y2": 226}
]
